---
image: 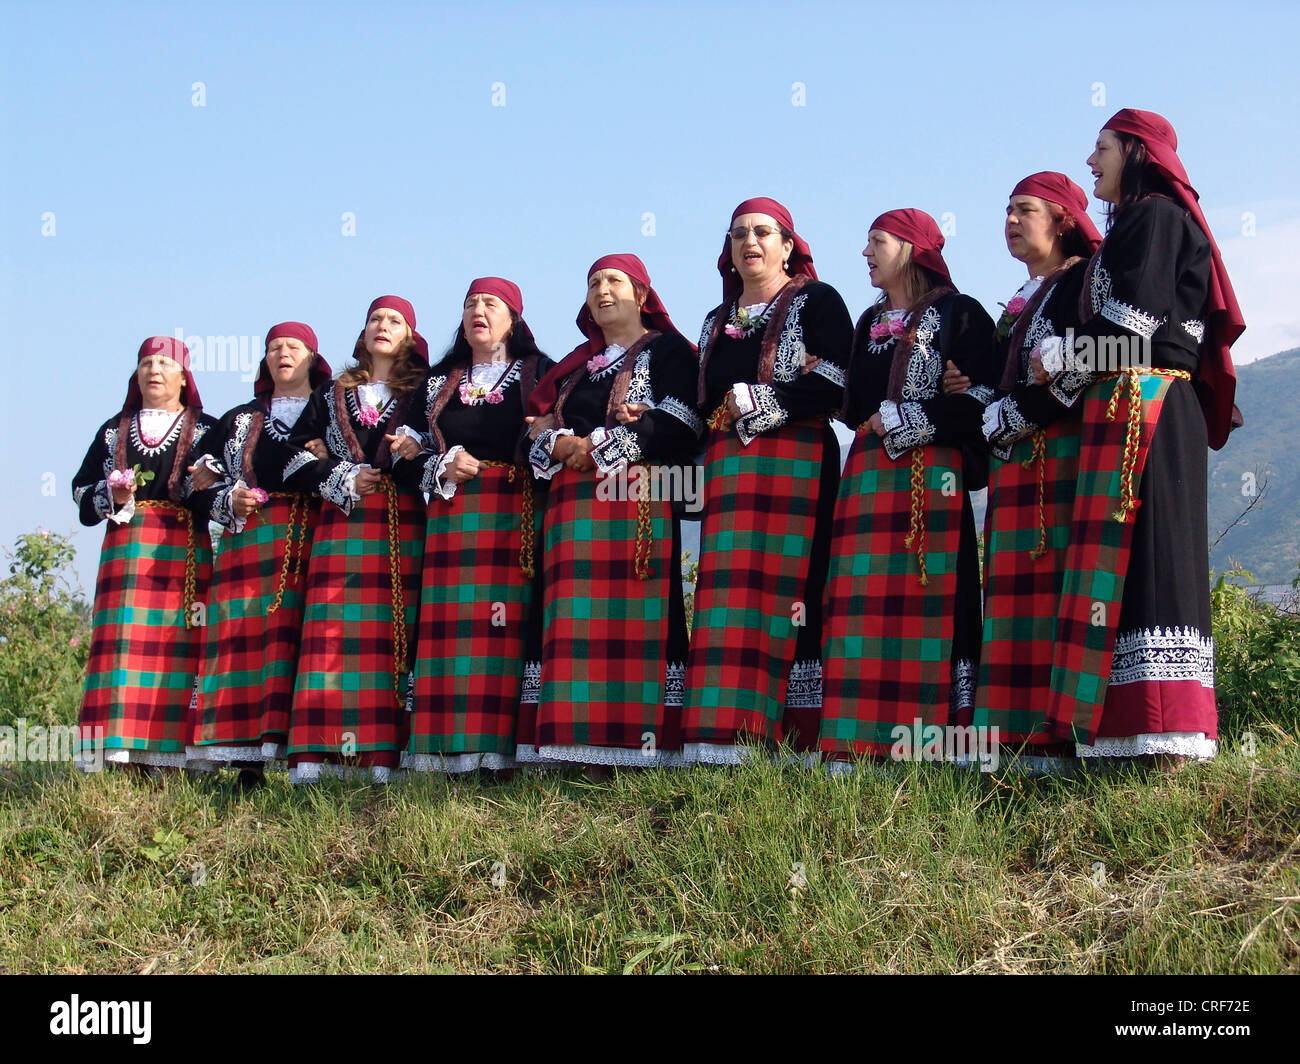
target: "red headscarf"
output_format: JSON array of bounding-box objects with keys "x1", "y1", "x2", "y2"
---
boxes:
[
  {"x1": 1101, "y1": 108, "x2": 1245, "y2": 449},
  {"x1": 717, "y1": 197, "x2": 817, "y2": 303},
  {"x1": 254, "y1": 322, "x2": 333, "y2": 398},
  {"x1": 869, "y1": 209, "x2": 954, "y2": 288},
  {"x1": 1010, "y1": 172, "x2": 1103, "y2": 252},
  {"x1": 364, "y1": 294, "x2": 428, "y2": 366},
  {"x1": 528, "y1": 253, "x2": 688, "y2": 417},
  {"x1": 124, "y1": 335, "x2": 202, "y2": 412},
  {"x1": 464, "y1": 276, "x2": 536, "y2": 346}
]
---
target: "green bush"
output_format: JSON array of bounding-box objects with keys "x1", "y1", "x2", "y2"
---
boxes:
[
  {"x1": 0, "y1": 530, "x2": 91, "y2": 728},
  {"x1": 1211, "y1": 565, "x2": 1300, "y2": 743}
]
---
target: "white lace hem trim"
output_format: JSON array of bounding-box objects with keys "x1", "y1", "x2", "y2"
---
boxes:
[
  {"x1": 535, "y1": 743, "x2": 686, "y2": 768},
  {"x1": 681, "y1": 742, "x2": 758, "y2": 766},
  {"x1": 185, "y1": 743, "x2": 285, "y2": 764},
  {"x1": 288, "y1": 762, "x2": 400, "y2": 785},
  {"x1": 1076, "y1": 732, "x2": 1217, "y2": 759},
  {"x1": 402, "y1": 751, "x2": 515, "y2": 774}
]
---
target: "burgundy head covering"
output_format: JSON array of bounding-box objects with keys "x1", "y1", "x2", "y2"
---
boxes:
[
  {"x1": 716, "y1": 197, "x2": 817, "y2": 304},
  {"x1": 364, "y1": 294, "x2": 428, "y2": 366},
  {"x1": 124, "y1": 335, "x2": 202, "y2": 412},
  {"x1": 254, "y1": 322, "x2": 333, "y2": 398},
  {"x1": 527, "y1": 253, "x2": 688, "y2": 417},
  {"x1": 869, "y1": 209, "x2": 954, "y2": 289},
  {"x1": 463, "y1": 276, "x2": 535, "y2": 346},
  {"x1": 1101, "y1": 108, "x2": 1245, "y2": 449},
  {"x1": 1010, "y1": 171, "x2": 1103, "y2": 252}
]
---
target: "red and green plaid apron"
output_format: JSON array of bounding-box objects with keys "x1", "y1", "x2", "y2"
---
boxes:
[
  {"x1": 682, "y1": 420, "x2": 826, "y2": 755},
  {"x1": 974, "y1": 415, "x2": 1081, "y2": 749},
  {"x1": 819, "y1": 432, "x2": 968, "y2": 759},
  {"x1": 1043, "y1": 370, "x2": 1186, "y2": 744},
  {"x1": 192, "y1": 492, "x2": 317, "y2": 759},
  {"x1": 287, "y1": 477, "x2": 422, "y2": 769},
  {"x1": 80, "y1": 500, "x2": 212, "y2": 763},
  {"x1": 535, "y1": 464, "x2": 679, "y2": 757},
  {"x1": 408, "y1": 462, "x2": 540, "y2": 769}
]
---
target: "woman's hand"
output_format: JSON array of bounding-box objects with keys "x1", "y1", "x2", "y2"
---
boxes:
[
  {"x1": 231, "y1": 486, "x2": 261, "y2": 518},
  {"x1": 725, "y1": 391, "x2": 743, "y2": 423},
  {"x1": 614, "y1": 402, "x2": 651, "y2": 425},
  {"x1": 1029, "y1": 353, "x2": 1050, "y2": 386},
  {"x1": 303, "y1": 438, "x2": 328, "y2": 460},
  {"x1": 385, "y1": 432, "x2": 421, "y2": 462},
  {"x1": 446, "y1": 450, "x2": 480, "y2": 484},
  {"x1": 354, "y1": 466, "x2": 382, "y2": 495},
  {"x1": 111, "y1": 482, "x2": 136, "y2": 506},
  {"x1": 562, "y1": 437, "x2": 595, "y2": 472},
  {"x1": 865, "y1": 412, "x2": 887, "y2": 437},
  {"x1": 187, "y1": 461, "x2": 220, "y2": 491},
  {"x1": 941, "y1": 360, "x2": 970, "y2": 395}
]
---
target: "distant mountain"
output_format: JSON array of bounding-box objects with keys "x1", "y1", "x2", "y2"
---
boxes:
[{"x1": 1208, "y1": 347, "x2": 1300, "y2": 586}]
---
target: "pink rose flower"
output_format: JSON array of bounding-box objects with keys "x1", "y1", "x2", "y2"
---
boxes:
[
  {"x1": 724, "y1": 324, "x2": 745, "y2": 340},
  {"x1": 107, "y1": 469, "x2": 133, "y2": 489},
  {"x1": 586, "y1": 353, "x2": 611, "y2": 373},
  {"x1": 1006, "y1": 296, "x2": 1027, "y2": 316},
  {"x1": 69, "y1": 636, "x2": 80, "y2": 648},
  {"x1": 486, "y1": 391, "x2": 504, "y2": 404},
  {"x1": 357, "y1": 405, "x2": 380, "y2": 427},
  {"x1": 249, "y1": 488, "x2": 270, "y2": 505},
  {"x1": 888, "y1": 318, "x2": 906, "y2": 338},
  {"x1": 869, "y1": 323, "x2": 889, "y2": 342}
]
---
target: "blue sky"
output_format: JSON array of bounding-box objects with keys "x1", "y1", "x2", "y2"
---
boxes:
[{"x1": 3, "y1": 0, "x2": 1298, "y2": 592}]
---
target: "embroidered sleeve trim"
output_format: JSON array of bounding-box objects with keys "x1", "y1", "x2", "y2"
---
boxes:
[
  {"x1": 659, "y1": 396, "x2": 704, "y2": 437},
  {"x1": 1100, "y1": 296, "x2": 1165, "y2": 340},
  {"x1": 735, "y1": 383, "x2": 788, "y2": 446},
  {"x1": 810, "y1": 358, "x2": 846, "y2": 387},
  {"x1": 529, "y1": 428, "x2": 572, "y2": 480},
  {"x1": 1047, "y1": 328, "x2": 1093, "y2": 409},
  {"x1": 591, "y1": 425, "x2": 642, "y2": 474},
  {"x1": 282, "y1": 449, "x2": 317, "y2": 483},
  {"x1": 967, "y1": 383, "x2": 997, "y2": 407},
  {"x1": 883, "y1": 401, "x2": 936, "y2": 460},
  {"x1": 1181, "y1": 319, "x2": 1206, "y2": 344},
  {"x1": 984, "y1": 395, "x2": 1037, "y2": 461},
  {"x1": 320, "y1": 462, "x2": 361, "y2": 513}
]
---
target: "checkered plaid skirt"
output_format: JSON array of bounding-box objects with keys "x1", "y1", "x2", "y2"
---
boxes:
[
  {"x1": 682, "y1": 420, "x2": 834, "y2": 760},
  {"x1": 1042, "y1": 373, "x2": 1206, "y2": 746},
  {"x1": 407, "y1": 464, "x2": 541, "y2": 772},
  {"x1": 191, "y1": 493, "x2": 318, "y2": 762},
  {"x1": 80, "y1": 501, "x2": 212, "y2": 766},
  {"x1": 819, "y1": 433, "x2": 973, "y2": 760},
  {"x1": 287, "y1": 479, "x2": 422, "y2": 770},
  {"x1": 974, "y1": 416, "x2": 1081, "y2": 749},
  {"x1": 533, "y1": 465, "x2": 685, "y2": 765}
]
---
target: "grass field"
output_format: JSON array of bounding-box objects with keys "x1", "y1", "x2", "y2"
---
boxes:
[{"x1": 2, "y1": 728, "x2": 1297, "y2": 974}]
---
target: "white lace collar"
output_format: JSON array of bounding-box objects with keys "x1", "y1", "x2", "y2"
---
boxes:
[
  {"x1": 269, "y1": 395, "x2": 309, "y2": 427},
  {"x1": 135, "y1": 409, "x2": 184, "y2": 452}
]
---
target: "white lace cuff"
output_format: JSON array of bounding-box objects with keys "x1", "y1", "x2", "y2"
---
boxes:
[
  {"x1": 319, "y1": 461, "x2": 364, "y2": 513},
  {"x1": 107, "y1": 492, "x2": 136, "y2": 525},
  {"x1": 391, "y1": 424, "x2": 426, "y2": 466},
  {"x1": 197, "y1": 453, "x2": 226, "y2": 477},
  {"x1": 423, "y1": 445, "x2": 462, "y2": 501},
  {"x1": 226, "y1": 478, "x2": 250, "y2": 534},
  {"x1": 878, "y1": 400, "x2": 903, "y2": 433},
  {"x1": 529, "y1": 428, "x2": 572, "y2": 480},
  {"x1": 981, "y1": 399, "x2": 1004, "y2": 443},
  {"x1": 731, "y1": 383, "x2": 756, "y2": 417},
  {"x1": 1036, "y1": 335, "x2": 1065, "y2": 376}
]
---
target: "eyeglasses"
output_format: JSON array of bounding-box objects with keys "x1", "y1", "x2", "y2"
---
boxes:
[{"x1": 728, "y1": 225, "x2": 784, "y2": 241}]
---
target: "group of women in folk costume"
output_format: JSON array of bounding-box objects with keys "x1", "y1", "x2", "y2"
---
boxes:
[{"x1": 73, "y1": 107, "x2": 1245, "y2": 782}]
